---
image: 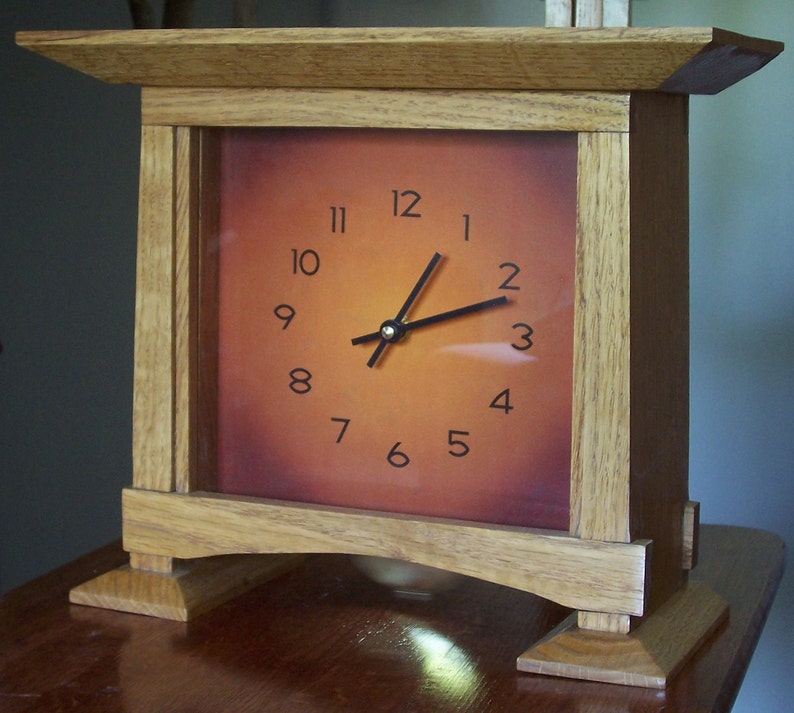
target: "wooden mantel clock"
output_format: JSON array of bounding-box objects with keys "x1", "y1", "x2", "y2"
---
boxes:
[{"x1": 17, "y1": 12, "x2": 782, "y2": 688}]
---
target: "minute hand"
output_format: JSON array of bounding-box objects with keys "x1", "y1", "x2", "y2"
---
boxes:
[{"x1": 351, "y1": 296, "x2": 508, "y2": 346}]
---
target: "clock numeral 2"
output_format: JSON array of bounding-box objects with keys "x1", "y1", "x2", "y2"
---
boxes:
[
  {"x1": 392, "y1": 189, "x2": 422, "y2": 218},
  {"x1": 498, "y1": 262, "x2": 521, "y2": 290}
]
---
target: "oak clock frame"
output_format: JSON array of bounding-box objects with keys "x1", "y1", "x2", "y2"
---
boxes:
[{"x1": 16, "y1": 27, "x2": 782, "y2": 688}]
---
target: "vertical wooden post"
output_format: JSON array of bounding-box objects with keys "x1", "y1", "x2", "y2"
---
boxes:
[{"x1": 546, "y1": 0, "x2": 630, "y2": 28}]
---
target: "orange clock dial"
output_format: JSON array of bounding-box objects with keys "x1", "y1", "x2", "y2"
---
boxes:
[{"x1": 215, "y1": 128, "x2": 576, "y2": 530}]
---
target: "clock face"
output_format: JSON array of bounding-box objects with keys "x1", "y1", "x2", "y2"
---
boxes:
[{"x1": 214, "y1": 128, "x2": 576, "y2": 531}]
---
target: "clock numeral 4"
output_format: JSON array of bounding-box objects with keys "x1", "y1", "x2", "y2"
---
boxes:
[{"x1": 489, "y1": 388, "x2": 514, "y2": 414}]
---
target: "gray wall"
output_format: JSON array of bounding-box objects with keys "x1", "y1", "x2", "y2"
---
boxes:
[{"x1": 2, "y1": 2, "x2": 791, "y2": 712}]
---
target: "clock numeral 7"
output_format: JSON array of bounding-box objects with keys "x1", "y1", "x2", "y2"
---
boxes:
[
  {"x1": 331, "y1": 417, "x2": 350, "y2": 443},
  {"x1": 391, "y1": 189, "x2": 422, "y2": 218}
]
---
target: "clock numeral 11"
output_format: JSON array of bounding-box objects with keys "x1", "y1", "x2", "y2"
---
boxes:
[{"x1": 330, "y1": 206, "x2": 346, "y2": 233}]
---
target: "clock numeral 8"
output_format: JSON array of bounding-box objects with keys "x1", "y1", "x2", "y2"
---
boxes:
[{"x1": 288, "y1": 367, "x2": 312, "y2": 394}]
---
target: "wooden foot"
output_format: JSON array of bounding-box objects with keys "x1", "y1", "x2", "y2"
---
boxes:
[
  {"x1": 70, "y1": 553, "x2": 303, "y2": 621},
  {"x1": 517, "y1": 581, "x2": 728, "y2": 688}
]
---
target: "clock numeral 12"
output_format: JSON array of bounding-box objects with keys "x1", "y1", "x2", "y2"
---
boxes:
[{"x1": 392, "y1": 189, "x2": 422, "y2": 218}]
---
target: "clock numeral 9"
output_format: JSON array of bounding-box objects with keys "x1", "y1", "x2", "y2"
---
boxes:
[
  {"x1": 511, "y1": 322, "x2": 534, "y2": 351},
  {"x1": 387, "y1": 442, "x2": 410, "y2": 468},
  {"x1": 288, "y1": 367, "x2": 312, "y2": 394},
  {"x1": 274, "y1": 303, "x2": 296, "y2": 330},
  {"x1": 447, "y1": 430, "x2": 470, "y2": 458},
  {"x1": 291, "y1": 248, "x2": 320, "y2": 276},
  {"x1": 391, "y1": 189, "x2": 422, "y2": 218}
]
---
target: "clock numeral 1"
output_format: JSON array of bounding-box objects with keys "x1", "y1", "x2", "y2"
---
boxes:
[
  {"x1": 489, "y1": 388, "x2": 514, "y2": 414},
  {"x1": 448, "y1": 430, "x2": 470, "y2": 458},
  {"x1": 463, "y1": 213, "x2": 470, "y2": 241},
  {"x1": 291, "y1": 248, "x2": 320, "y2": 276},
  {"x1": 392, "y1": 189, "x2": 422, "y2": 218},
  {"x1": 331, "y1": 417, "x2": 350, "y2": 443},
  {"x1": 330, "y1": 205, "x2": 346, "y2": 233},
  {"x1": 288, "y1": 367, "x2": 312, "y2": 394},
  {"x1": 387, "y1": 442, "x2": 410, "y2": 468}
]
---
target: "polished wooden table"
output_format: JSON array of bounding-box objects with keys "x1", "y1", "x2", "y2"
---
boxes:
[{"x1": 1, "y1": 525, "x2": 784, "y2": 712}]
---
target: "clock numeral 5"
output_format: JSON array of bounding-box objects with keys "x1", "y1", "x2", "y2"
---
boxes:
[
  {"x1": 448, "y1": 430, "x2": 470, "y2": 458},
  {"x1": 391, "y1": 189, "x2": 422, "y2": 218}
]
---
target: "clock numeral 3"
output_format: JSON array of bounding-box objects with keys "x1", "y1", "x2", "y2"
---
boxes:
[
  {"x1": 511, "y1": 322, "x2": 534, "y2": 350},
  {"x1": 288, "y1": 368, "x2": 313, "y2": 394},
  {"x1": 391, "y1": 189, "x2": 422, "y2": 218},
  {"x1": 387, "y1": 442, "x2": 410, "y2": 468}
]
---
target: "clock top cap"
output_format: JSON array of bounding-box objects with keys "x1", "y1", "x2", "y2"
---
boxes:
[{"x1": 16, "y1": 27, "x2": 782, "y2": 95}]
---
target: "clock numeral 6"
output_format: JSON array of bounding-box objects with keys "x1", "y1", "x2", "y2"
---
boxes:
[
  {"x1": 291, "y1": 248, "x2": 320, "y2": 276},
  {"x1": 387, "y1": 442, "x2": 410, "y2": 468},
  {"x1": 447, "y1": 430, "x2": 470, "y2": 458},
  {"x1": 288, "y1": 367, "x2": 312, "y2": 394},
  {"x1": 489, "y1": 388, "x2": 514, "y2": 414}
]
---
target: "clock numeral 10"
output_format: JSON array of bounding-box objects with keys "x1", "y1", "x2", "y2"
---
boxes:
[
  {"x1": 391, "y1": 189, "x2": 422, "y2": 218},
  {"x1": 291, "y1": 248, "x2": 320, "y2": 276}
]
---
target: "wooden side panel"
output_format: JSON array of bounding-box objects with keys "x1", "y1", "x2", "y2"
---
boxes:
[
  {"x1": 122, "y1": 488, "x2": 650, "y2": 617},
  {"x1": 174, "y1": 126, "x2": 200, "y2": 493},
  {"x1": 628, "y1": 92, "x2": 690, "y2": 612},
  {"x1": 132, "y1": 125, "x2": 176, "y2": 492}
]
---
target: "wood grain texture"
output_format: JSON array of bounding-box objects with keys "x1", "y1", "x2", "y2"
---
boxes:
[
  {"x1": 132, "y1": 125, "x2": 175, "y2": 492},
  {"x1": 142, "y1": 87, "x2": 631, "y2": 132},
  {"x1": 518, "y1": 581, "x2": 728, "y2": 688},
  {"x1": 121, "y1": 488, "x2": 650, "y2": 616},
  {"x1": 1, "y1": 526, "x2": 784, "y2": 711},
  {"x1": 15, "y1": 27, "x2": 782, "y2": 94},
  {"x1": 70, "y1": 553, "x2": 302, "y2": 621}
]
